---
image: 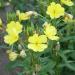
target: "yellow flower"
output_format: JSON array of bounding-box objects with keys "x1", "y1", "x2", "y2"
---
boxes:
[
  {"x1": 19, "y1": 13, "x2": 30, "y2": 21},
  {"x1": 46, "y1": 2, "x2": 65, "y2": 19},
  {"x1": 8, "y1": 51, "x2": 18, "y2": 61},
  {"x1": 4, "y1": 34, "x2": 19, "y2": 45},
  {"x1": 61, "y1": 0, "x2": 74, "y2": 6},
  {"x1": 17, "y1": 11, "x2": 38, "y2": 21},
  {"x1": 28, "y1": 33, "x2": 47, "y2": 52},
  {"x1": 6, "y1": 21, "x2": 23, "y2": 35},
  {"x1": 43, "y1": 22, "x2": 59, "y2": 40},
  {"x1": 4, "y1": 21, "x2": 22, "y2": 45}
]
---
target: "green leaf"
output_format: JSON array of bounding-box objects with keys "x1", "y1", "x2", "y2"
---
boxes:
[
  {"x1": 41, "y1": 59, "x2": 56, "y2": 72},
  {"x1": 60, "y1": 36, "x2": 75, "y2": 42},
  {"x1": 58, "y1": 51, "x2": 75, "y2": 71},
  {"x1": 62, "y1": 50, "x2": 75, "y2": 54}
]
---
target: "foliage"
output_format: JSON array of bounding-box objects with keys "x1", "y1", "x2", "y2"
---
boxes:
[{"x1": 0, "y1": 0, "x2": 75, "y2": 75}]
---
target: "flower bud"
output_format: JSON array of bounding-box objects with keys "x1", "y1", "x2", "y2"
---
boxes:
[
  {"x1": 20, "y1": 50, "x2": 26, "y2": 58},
  {"x1": 8, "y1": 51, "x2": 18, "y2": 61}
]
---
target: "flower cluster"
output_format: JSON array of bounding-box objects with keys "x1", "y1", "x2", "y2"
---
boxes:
[
  {"x1": 3, "y1": 1, "x2": 74, "y2": 61},
  {"x1": 4, "y1": 21, "x2": 23, "y2": 45}
]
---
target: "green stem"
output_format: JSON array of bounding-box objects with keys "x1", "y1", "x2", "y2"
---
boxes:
[
  {"x1": 52, "y1": 42, "x2": 61, "y2": 75},
  {"x1": 31, "y1": 52, "x2": 39, "y2": 75},
  {"x1": 55, "y1": 55, "x2": 61, "y2": 75}
]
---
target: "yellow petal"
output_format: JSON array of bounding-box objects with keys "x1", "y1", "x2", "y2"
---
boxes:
[
  {"x1": 44, "y1": 24, "x2": 57, "y2": 36},
  {"x1": 28, "y1": 44, "x2": 47, "y2": 52},
  {"x1": 54, "y1": 4, "x2": 64, "y2": 18},
  {"x1": 4, "y1": 34, "x2": 19, "y2": 45},
  {"x1": 39, "y1": 35, "x2": 47, "y2": 43},
  {"x1": 28, "y1": 33, "x2": 39, "y2": 43},
  {"x1": 48, "y1": 36, "x2": 59, "y2": 40},
  {"x1": 6, "y1": 21, "x2": 22, "y2": 35}
]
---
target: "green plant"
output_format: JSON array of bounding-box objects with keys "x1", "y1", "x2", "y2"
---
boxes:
[{"x1": 0, "y1": 0, "x2": 75, "y2": 75}]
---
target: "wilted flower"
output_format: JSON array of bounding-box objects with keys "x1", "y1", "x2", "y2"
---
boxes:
[
  {"x1": 64, "y1": 13, "x2": 73, "y2": 22},
  {"x1": 16, "y1": 11, "x2": 38, "y2": 21},
  {"x1": 61, "y1": 0, "x2": 74, "y2": 6},
  {"x1": 20, "y1": 50, "x2": 26, "y2": 58},
  {"x1": 8, "y1": 51, "x2": 18, "y2": 61}
]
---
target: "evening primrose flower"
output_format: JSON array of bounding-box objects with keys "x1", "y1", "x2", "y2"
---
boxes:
[
  {"x1": 61, "y1": 0, "x2": 74, "y2": 6},
  {"x1": 43, "y1": 22, "x2": 59, "y2": 40},
  {"x1": 28, "y1": 33, "x2": 47, "y2": 52},
  {"x1": 6, "y1": 21, "x2": 23, "y2": 35},
  {"x1": 8, "y1": 51, "x2": 18, "y2": 61},
  {"x1": 4, "y1": 34, "x2": 19, "y2": 45},
  {"x1": 17, "y1": 11, "x2": 38, "y2": 21},
  {"x1": 46, "y1": 2, "x2": 65, "y2": 19}
]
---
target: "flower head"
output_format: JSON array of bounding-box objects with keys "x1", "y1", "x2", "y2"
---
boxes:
[
  {"x1": 28, "y1": 33, "x2": 47, "y2": 52},
  {"x1": 46, "y1": 2, "x2": 65, "y2": 19},
  {"x1": 4, "y1": 21, "x2": 22, "y2": 45},
  {"x1": 4, "y1": 34, "x2": 19, "y2": 45},
  {"x1": 43, "y1": 22, "x2": 59, "y2": 40},
  {"x1": 61, "y1": 0, "x2": 74, "y2": 6},
  {"x1": 6, "y1": 21, "x2": 23, "y2": 35}
]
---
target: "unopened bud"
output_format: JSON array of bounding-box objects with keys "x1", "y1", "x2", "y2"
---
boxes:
[{"x1": 20, "y1": 50, "x2": 26, "y2": 58}]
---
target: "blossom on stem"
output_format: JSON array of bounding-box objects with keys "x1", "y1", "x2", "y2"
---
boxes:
[
  {"x1": 46, "y1": 2, "x2": 65, "y2": 19},
  {"x1": 28, "y1": 33, "x2": 47, "y2": 52},
  {"x1": 43, "y1": 22, "x2": 59, "y2": 40}
]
